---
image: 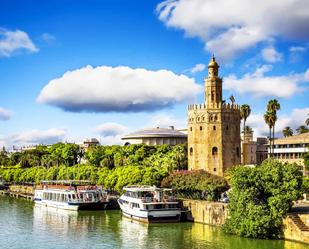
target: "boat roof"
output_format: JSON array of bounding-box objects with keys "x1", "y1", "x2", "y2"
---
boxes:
[
  {"x1": 40, "y1": 180, "x2": 93, "y2": 185},
  {"x1": 123, "y1": 185, "x2": 172, "y2": 192}
]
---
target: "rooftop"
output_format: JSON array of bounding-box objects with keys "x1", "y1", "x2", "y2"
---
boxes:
[
  {"x1": 274, "y1": 133, "x2": 309, "y2": 145},
  {"x1": 121, "y1": 127, "x2": 187, "y2": 140}
]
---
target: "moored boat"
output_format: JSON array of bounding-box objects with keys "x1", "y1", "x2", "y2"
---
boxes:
[
  {"x1": 34, "y1": 180, "x2": 109, "y2": 211},
  {"x1": 118, "y1": 185, "x2": 181, "y2": 223}
]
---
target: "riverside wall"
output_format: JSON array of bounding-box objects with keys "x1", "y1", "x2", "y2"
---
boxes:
[
  {"x1": 182, "y1": 199, "x2": 309, "y2": 244},
  {"x1": 181, "y1": 199, "x2": 228, "y2": 226}
]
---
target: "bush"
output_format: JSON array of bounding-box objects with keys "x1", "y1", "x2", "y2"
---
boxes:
[
  {"x1": 161, "y1": 170, "x2": 228, "y2": 201},
  {"x1": 223, "y1": 159, "x2": 303, "y2": 239}
]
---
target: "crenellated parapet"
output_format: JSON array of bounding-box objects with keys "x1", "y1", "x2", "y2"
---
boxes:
[{"x1": 188, "y1": 102, "x2": 240, "y2": 111}]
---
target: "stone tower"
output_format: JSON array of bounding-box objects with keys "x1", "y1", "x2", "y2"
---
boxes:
[{"x1": 187, "y1": 56, "x2": 241, "y2": 176}]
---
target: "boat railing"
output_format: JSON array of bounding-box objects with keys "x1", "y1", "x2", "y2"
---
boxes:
[{"x1": 140, "y1": 196, "x2": 176, "y2": 203}]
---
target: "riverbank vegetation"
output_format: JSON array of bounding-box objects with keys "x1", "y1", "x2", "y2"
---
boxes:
[
  {"x1": 223, "y1": 159, "x2": 303, "y2": 239},
  {"x1": 161, "y1": 170, "x2": 228, "y2": 201},
  {"x1": 0, "y1": 143, "x2": 188, "y2": 192}
]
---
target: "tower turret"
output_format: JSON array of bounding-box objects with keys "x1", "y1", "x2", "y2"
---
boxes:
[{"x1": 205, "y1": 55, "x2": 222, "y2": 107}]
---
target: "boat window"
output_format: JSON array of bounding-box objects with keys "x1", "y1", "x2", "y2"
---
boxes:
[{"x1": 68, "y1": 194, "x2": 71, "y2": 199}]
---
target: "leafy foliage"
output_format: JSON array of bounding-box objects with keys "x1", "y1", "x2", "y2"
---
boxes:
[
  {"x1": 223, "y1": 159, "x2": 303, "y2": 239},
  {"x1": 161, "y1": 170, "x2": 228, "y2": 201}
]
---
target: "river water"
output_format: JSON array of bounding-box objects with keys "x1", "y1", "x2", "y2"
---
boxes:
[{"x1": 0, "y1": 196, "x2": 307, "y2": 249}]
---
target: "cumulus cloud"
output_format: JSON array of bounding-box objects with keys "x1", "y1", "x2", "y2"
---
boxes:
[
  {"x1": 224, "y1": 65, "x2": 308, "y2": 98},
  {"x1": 261, "y1": 47, "x2": 283, "y2": 63},
  {"x1": 0, "y1": 107, "x2": 12, "y2": 120},
  {"x1": 0, "y1": 128, "x2": 66, "y2": 148},
  {"x1": 247, "y1": 108, "x2": 309, "y2": 138},
  {"x1": 94, "y1": 122, "x2": 128, "y2": 136},
  {"x1": 37, "y1": 65, "x2": 201, "y2": 113},
  {"x1": 157, "y1": 0, "x2": 309, "y2": 61},
  {"x1": 187, "y1": 63, "x2": 206, "y2": 74},
  {"x1": 11, "y1": 128, "x2": 66, "y2": 144},
  {"x1": 0, "y1": 28, "x2": 38, "y2": 57},
  {"x1": 146, "y1": 113, "x2": 186, "y2": 129}
]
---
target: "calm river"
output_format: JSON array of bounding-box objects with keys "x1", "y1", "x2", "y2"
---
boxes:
[{"x1": 0, "y1": 195, "x2": 307, "y2": 249}]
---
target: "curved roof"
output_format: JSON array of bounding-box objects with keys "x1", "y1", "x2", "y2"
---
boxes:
[{"x1": 121, "y1": 127, "x2": 187, "y2": 140}]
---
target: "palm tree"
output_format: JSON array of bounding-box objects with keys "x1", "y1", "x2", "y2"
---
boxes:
[
  {"x1": 240, "y1": 104, "x2": 251, "y2": 164},
  {"x1": 264, "y1": 111, "x2": 276, "y2": 157},
  {"x1": 282, "y1": 126, "x2": 293, "y2": 137},
  {"x1": 267, "y1": 99, "x2": 280, "y2": 155},
  {"x1": 306, "y1": 113, "x2": 309, "y2": 126},
  {"x1": 244, "y1": 126, "x2": 253, "y2": 134},
  {"x1": 296, "y1": 125, "x2": 309, "y2": 134}
]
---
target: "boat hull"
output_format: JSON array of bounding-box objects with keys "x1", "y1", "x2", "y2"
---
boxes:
[
  {"x1": 35, "y1": 200, "x2": 108, "y2": 211},
  {"x1": 119, "y1": 201, "x2": 181, "y2": 223}
]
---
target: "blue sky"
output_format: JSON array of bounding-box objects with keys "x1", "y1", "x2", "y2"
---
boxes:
[{"x1": 0, "y1": 0, "x2": 308, "y2": 148}]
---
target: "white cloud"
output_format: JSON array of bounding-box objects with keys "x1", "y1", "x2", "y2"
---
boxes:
[
  {"x1": 157, "y1": 0, "x2": 309, "y2": 61},
  {"x1": 0, "y1": 128, "x2": 66, "y2": 148},
  {"x1": 37, "y1": 65, "x2": 201, "y2": 113},
  {"x1": 289, "y1": 46, "x2": 307, "y2": 53},
  {"x1": 146, "y1": 113, "x2": 186, "y2": 129},
  {"x1": 187, "y1": 63, "x2": 206, "y2": 74},
  {"x1": 94, "y1": 122, "x2": 128, "y2": 136},
  {"x1": 40, "y1": 33, "x2": 56, "y2": 44},
  {"x1": 224, "y1": 65, "x2": 308, "y2": 98},
  {"x1": 261, "y1": 47, "x2": 283, "y2": 63},
  {"x1": 247, "y1": 108, "x2": 309, "y2": 138},
  {"x1": 0, "y1": 28, "x2": 38, "y2": 57},
  {"x1": 0, "y1": 107, "x2": 12, "y2": 120}
]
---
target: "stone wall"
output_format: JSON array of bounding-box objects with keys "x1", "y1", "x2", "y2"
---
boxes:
[
  {"x1": 9, "y1": 184, "x2": 35, "y2": 195},
  {"x1": 282, "y1": 214, "x2": 309, "y2": 244},
  {"x1": 182, "y1": 199, "x2": 228, "y2": 226}
]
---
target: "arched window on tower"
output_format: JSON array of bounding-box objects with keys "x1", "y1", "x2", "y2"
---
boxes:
[
  {"x1": 212, "y1": 147, "x2": 218, "y2": 156},
  {"x1": 190, "y1": 147, "x2": 193, "y2": 156},
  {"x1": 211, "y1": 92, "x2": 214, "y2": 101}
]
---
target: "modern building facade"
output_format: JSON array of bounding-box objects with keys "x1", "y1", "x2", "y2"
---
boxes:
[
  {"x1": 187, "y1": 56, "x2": 241, "y2": 176},
  {"x1": 121, "y1": 126, "x2": 187, "y2": 146},
  {"x1": 272, "y1": 133, "x2": 309, "y2": 167}
]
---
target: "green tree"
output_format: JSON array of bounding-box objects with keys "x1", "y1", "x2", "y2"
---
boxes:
[
  {"x1": 305, "y1": 113, "x2": 309, "y2": 126},
  {"x1": 267, "y1": 99, "x2": 280, "y2": 155},
  {"x1": 296, "y1": 125, "x2": 309, "y2": 134},
  {"x1": 224, "y1": 160, "x2": 303, "y2": 239},
  {"x1": 264, "y1": 111, "x2": 276, "y2": 157},
  {"x1": 282, "y1": 126, "x2": 293, "y2": 137}
]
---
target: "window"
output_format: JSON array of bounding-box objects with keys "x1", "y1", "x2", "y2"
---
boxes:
[
  {"x1": 190, "y1": 127, "x2": 192, "y2": 131},
  {"x1": 213, "y1": 125, "x2": 216, "y2": 130},
  {"x1": 236, "y1": 147, "x2": 240, "y2": 157},
  {"x1": 226, "y1": 125, "x2": 229, "y2": 130},
  {"x1": 213, "y1": 168, "x2": 216, "y2": 172},
  {"x1": 190, "y1": 147, "x2": 193, "y2": 156},
  {"x1": 212, "y1": 147, "x2": 218, "y2": 155},
  {"x1": 200, "y1": 126, "x2": 203, "y2": 131}
]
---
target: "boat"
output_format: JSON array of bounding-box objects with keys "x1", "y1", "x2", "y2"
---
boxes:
[
  {"x1": 34, "y1": 180, "x2": 109, "y2": 211},
  {"x1": 118, "y1": 185, "x2": 181, "y2": 223}
]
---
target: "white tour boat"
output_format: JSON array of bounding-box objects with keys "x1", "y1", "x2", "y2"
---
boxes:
[
  {"x1": 34, "y1": 180, "x2": 109, "y2": 211},
  {"x1": 118, "y1": 185, "x2": 181, "y2": 223}
]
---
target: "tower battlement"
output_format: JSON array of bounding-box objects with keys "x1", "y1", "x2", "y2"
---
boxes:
[{"x1": 188, "y1": 103, "x2": 240, "y2": 111}]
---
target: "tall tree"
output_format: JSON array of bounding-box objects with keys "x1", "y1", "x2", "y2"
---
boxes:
[
  {"x1": 264, "y1": 111, "x2": 276, "y2": 157},
  {"x1": 282, "y1": 126, "x2": 293, "y2": 137},
  {"x1": 306, "y1": 113, "x2": 309, "y2": 126},
  {"x1": 267, "y1": 99, "x2": 280, "y2": 155},
  {"x1": 240, "y1": 104, "x2": 251, "y2": 164},
  {"x1": 296, "y1": 125, "x2": 309, "y2": 134}
]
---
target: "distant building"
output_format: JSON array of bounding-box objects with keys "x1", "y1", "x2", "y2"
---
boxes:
[
  {"x1": 81, "y1": 138, "x2": 100, "y2": 149},
  {"x1": 121, "y1": 126, "x2": 187, "y2": 146},
  {"x1": 272, "y1": 133, "x2": 309, "y2": 167},
  {"x1": 187, "y1": 56, "x2": 241, "y2": 176},
  {"x1": 241, "y1": 131, "x2": 268, "y2": 165}
]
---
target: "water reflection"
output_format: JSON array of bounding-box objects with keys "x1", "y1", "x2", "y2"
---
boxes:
[{"x1": 0, "y1": 196, "x2": 307, "y2": 249}]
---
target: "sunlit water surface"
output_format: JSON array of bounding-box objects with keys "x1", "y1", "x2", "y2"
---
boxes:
[{"x1": 0, "y1": 196, "x2": 307, "y2": 249}]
